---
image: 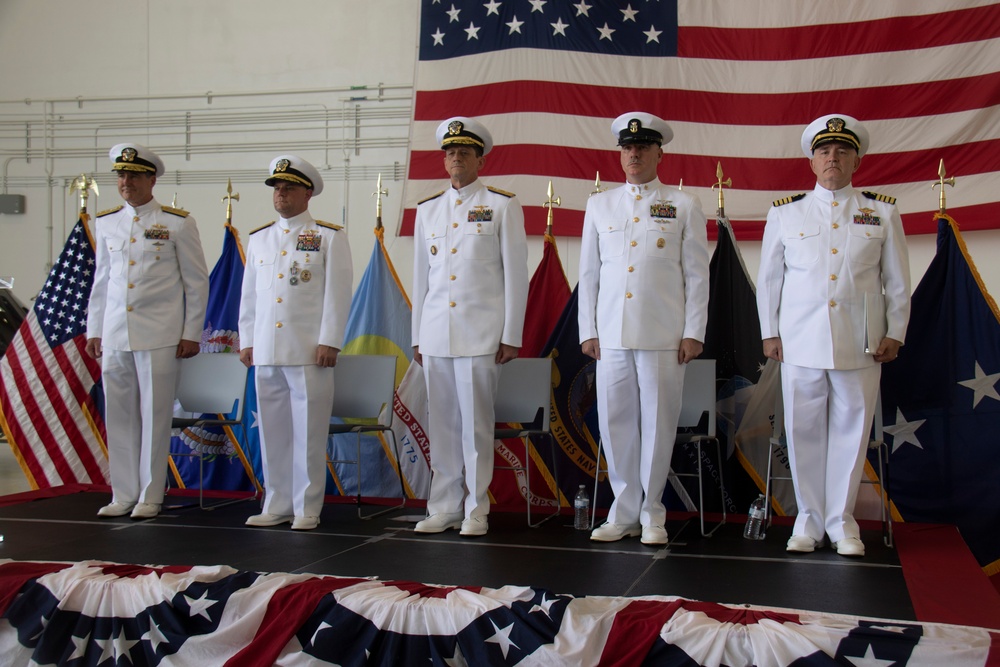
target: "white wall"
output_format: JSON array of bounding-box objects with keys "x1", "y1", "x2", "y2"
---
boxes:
[{"x1": 2, "y1": 0, "x2": 999, "y2": 312}]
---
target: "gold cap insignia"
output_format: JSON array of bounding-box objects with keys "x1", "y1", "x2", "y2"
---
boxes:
[
  {"x1": 275, "y1": 158, "x2": 290, "y2": 173},
  {"x1": 447, "y1": 120, "x2": 464, "y2": 136},
  {"x1": 629, "y1": 119, "x2": 641, "y2": 134},
  {"x1": 827, "y1": 118, "x2": 845, "y2": 133},
  {"x1": 121, "y1": 147, "x2": 137, "y2": 163}
]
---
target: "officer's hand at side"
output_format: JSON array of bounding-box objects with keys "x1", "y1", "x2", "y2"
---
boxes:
[
  {"x1": 873, "y1": 337, "x2": 902, "y2": 364},
  {"x1": 85, "y1": 338, "x2": 102, "y2": 359},
  {"x1": 239, "y1": 348, "x2": 253, "y2": 368},
  {"x1": 762, "y1": 337, "x2": 783, "y2": 363},
  {"x1": 176, "y1": 340, "x2": 200, "y2": 359},
  {"x1": 678, "y1": 338, "x2": 703, "y2": 364},
  {"x1": 413, "y1": 346, "x2": 422, "y2": 367},
  {"x1": 316, "y1": 345, "x2": 340, "y2": 368},
  {"x1": 496, "y1": 343, "x2": 519, "y2": 365},
  {"x1": 581, "y1": 338, "x2": 600, "y2": 360}
]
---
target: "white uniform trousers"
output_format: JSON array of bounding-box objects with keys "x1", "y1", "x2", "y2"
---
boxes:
[
  {"x1": 101, "y1": 347, "x2": 179, "y2": 505},
  {"x1": 597, "y1": 349, "x2": 685, "y2": 527},
  {"x1": 423, "y1": 355, "x2": 501, "y2": 519},
  {"x1": 255, "y1": 364, "x2": 335, "y2": 518},
  {"x1": 781, "y1": 363, "x2": 881, "y2": 543}
]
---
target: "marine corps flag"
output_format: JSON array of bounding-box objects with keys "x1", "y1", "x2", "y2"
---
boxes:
[{"x1": 880, "y1": 214, "x2": 1000, "y2": 587}]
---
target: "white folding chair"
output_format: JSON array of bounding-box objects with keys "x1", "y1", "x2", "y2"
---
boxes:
[
  {"x1": 493, "y1": 357, "x2": 561, "y2": 527},
  {"x1": 327, "y1": 354, "x2": 406, "y2": 520},
  {"x1": 171, "y1": 352, "x2": 259, "y2": 510},
  {"x1": 591, "y1": 359, "x2": 725, "y2": 537}
]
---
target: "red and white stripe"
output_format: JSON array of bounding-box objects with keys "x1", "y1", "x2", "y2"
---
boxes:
[{"x1": 401, "y1": 1, "x2": 1000, "y2": 239}]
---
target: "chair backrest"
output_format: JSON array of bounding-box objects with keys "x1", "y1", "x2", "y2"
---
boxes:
[
  {"x1": 678, "y1": 358, "x2": 716, "y2": 437},
  {"x1": 176, "y1": 352, "x2": 249, "y2": 418},
  {"x1": 331, "y1": 354, "x2": 398, "y2": 421},
  {"x1": 494, "y1": 357, "x2": 552, "y2": 432}
]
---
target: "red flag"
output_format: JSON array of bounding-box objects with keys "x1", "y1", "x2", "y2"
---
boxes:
[
  {"x1": 519, "y1": 234, "x2": 572, "y2": 359},
  {"x1": 0, "y1": 215, "x2": 108, "y2": 489}
]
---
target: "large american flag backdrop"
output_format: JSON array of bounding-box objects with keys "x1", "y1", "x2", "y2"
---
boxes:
[
  {"x1": 0, "y1": 560, "x2": 996, "y2": 666},
  {"x1": 399, "y1": 1, "x2": 1000, "y2": 239}
]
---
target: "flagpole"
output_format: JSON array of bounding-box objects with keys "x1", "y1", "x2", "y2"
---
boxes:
[
  {"x1": 711, "y1": 162, "x2": 732, "y2": 219},
  {"x1": 372, "y1": 173, "x2": 388, "y2": 231},
  {"x1": 591, "y1": 172, "x2": 605, "y2": 197},
  {"x1": 542, "y1": 180, "x2": 561, "y2": 238},
  {"x1": 932, "y1": 159, "x2": 956, "y2": 216}
]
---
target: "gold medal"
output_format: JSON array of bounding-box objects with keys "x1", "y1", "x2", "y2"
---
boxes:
[
  {"x1": 300, "y1": 270, "x2": 311, "y2": 283},
  {"x1": 430, "y1": 245, "x2": 438, "y2": 256},
  {"x1": 656, "y1": 238, "x2": 666, "y2": 248}
]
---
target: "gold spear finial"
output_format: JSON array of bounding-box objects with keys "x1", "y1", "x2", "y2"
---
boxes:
[
  {"x1": 372, "y1": 173, "x2": 389, "y2": 230},
  {"x1": 543, "y1": 180, "x2": 561, "y2": 236},
  {"x1": 711, "y1": 161, "x2": 732, "y2": 218},
  {"x1": 591, "y1": 172, "x2": 605, "y2": 197},
  {"x1": 69, "y1": 173, "x2": 99, "y2": 213},
  {"x1": 221, "y1": 179, "x2": 240, "y2": 223},
  {"x1": 931, "y1": 159, "x2": 956, "y2": 215}
]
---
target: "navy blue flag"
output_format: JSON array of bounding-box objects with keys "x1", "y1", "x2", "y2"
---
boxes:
[
  {"x1": 880, "y1": 214, "x2": 1000, "y2": 581},
  {"x1": 169, "y1": 223, "x2": 260, "y2": 493}
]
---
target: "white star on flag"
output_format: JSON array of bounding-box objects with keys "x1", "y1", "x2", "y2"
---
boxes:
[
  {"x1": 621, "y1": 4, "x2": 639, "y2": 22},
  {"x1": 432, "y1": 28, "x2": 445, "y2": 45},
  {"x1": 529, "y1": 592, "x2": 559, "y2": 617},
  {"x1": 884, "y1": 407, "x2": 925, "y2": 453},
  {"x1": 465, "y1": 22, "x2": 481, "y2": 40},
  {"x1": 597, "y1": 22, "x2": 615, "y2": 40},
  {"x1": 184, "y1": 591, "x2": 218, "y2": 621},
  {"x1": 843, "y1": 644, "x2": 898, "y2": 667},
  {"x1": 529, "y1": 0, "x2": 546, "y2": 13},
  {"x1": 483, "y1": 0, "x2": 502, "y2": 16},
  {"x1": 958, "y1": 361, "x2": 1000, "y2": 408},
  {"x1": 446, "y1": 4, "x2": 460, "y2": 22},
  {"x1": 506, "y1": 16, "x2": 524, "y2": 33},
  {"x1": 486, "y1": 620, "x2": 519, "y2": 659},
  {"x1": 551, "y1": 18, "x2": 568, "y2": 36},
  {"x1": 574, "y1": 1, "x2": 592, "y2": 17}
]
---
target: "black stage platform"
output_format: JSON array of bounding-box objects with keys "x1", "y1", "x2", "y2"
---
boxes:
[{"x1": 0, "y1": 489, "x2": 919, "y2": 622}]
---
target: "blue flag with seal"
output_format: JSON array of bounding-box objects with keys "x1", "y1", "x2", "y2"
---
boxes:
[
  {"x1": 169, "y1": 221, "x2": 262, "y2": 494},
  {"x1": 880, "y1": 213, "x2": 1000, "y2": 586},
  {"x1": 327, "y1": 225, "x2": 414, "y2": 498}
]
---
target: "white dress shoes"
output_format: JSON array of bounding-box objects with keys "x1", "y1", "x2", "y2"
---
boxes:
[
  {"x1": 590, "y1": 522, "x2": 642, "y2": 542},
  {"x1": 834, "y1": 536, "x2": 865, "y2": 557},
  {"x1": 130, "y1": 503, "x2": 160, "y2": 520},
  {"x1": 291, "y1": 516, "x2": 320, "y2": 531},
  {"x1": 414, "y1": 512, "x2": 463, "y2": 533},
  {"x1": 97, "y1": 501, "x2": 135, "y2": 518},
  {"x1": 245, "y1": 513, "x2": 293, "y2": 527},
  {"x1": 786, "y1": 535, "x2": 818, "y2": 553},
  {"x1": 460, "y1": 516, "x2": 488, "y2": 537},
  {"x1": 641, "y1": 525, "x2": 669, "y2": 546}
]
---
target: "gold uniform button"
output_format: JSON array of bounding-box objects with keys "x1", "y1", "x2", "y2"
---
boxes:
[
  {"x1": 130, "y1": 238, "x2": 136, "y2": 243},
  {"x1": 452, "y1": 222, "x2": 458, "y2": 228},
  {"x1": 128, "y1": 260, "x2": 136, "y2": 266},
  {"x1": 281, "y1": 250, "x2": 287, "y2": 256},
  {"x1": 832, "y1": 223, "x2": 839, "y2": 229},
  {"x1": 126, "y1": 306, "x2": 133, "y2": 312},
  {"x1": 455, "y1": 199, "x2": 463, "y2": 206},
  {"x1": 831, "y1": 248, "x2": 838, "y2": 255},
  {"x1": 283, "y1": 229, "x2": 290, "y2": 234},
  {"x1": 625, "y1": 292, "x2": 633, "y2": 299},
  {"x1": 128, "y1": 283, "x2": 135, "y2": 289},
  {"x1": 276, "y1": 297, "x2": 283, "y2": 303},
  {"x1": 865, "y1": 231, "x2": 872, "y2": 237},
  {"x1": 829, "y1": 300, "x2": 837, "y2": 307},
  {"x1": 277, "y1": 273, "x2": 284, "y2": 279},
  {"x1": 450, "y1": 275, "x2": 456, "y2": 281},
  {"x1": 633, "y1": 217, "x2": 639, "y2": 222},
  {"x1": 451, "y1": 248, "x2": 457, "y2": 254},
  {"x1": 628, "y1": 266, "x2": 634, "y2": 273},
  {"x1": 830, "y1": 274, "x2": 837, "y2": 281},
  {"x1": 635, "y1": 195, "x2": 642, "y2": 201},
  {"x1": 155, "y1": 256, "x2": 160, "y2": 260},
  {"x1": 832, "y1": 202, "x2": 839, "y2": 207},
  {"x1": 133, "y1": 216, "x2": 140, "y2": 222},
  {"x1": 449, "y1": 301, "x2": 456, "y2": 307},
  {"x1": 276, "y1": 322, "x2": 283, "y2": 328},
  {"x1": 630, "y1": 240, "x2": 638, "y2": 247}
]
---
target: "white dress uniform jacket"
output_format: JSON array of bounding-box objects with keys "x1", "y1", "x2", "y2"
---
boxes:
[
  {"x1": 239, "y1": 212, "x2": 352, "y2": 366},
  {"x1": 87, "y1": 200, "x2": 209, "y2": 349},
  {"x1": 412, "y1": 179, "x2": 529, "y2": 357},
  {"x1": 757, "y1": 183, "x2": 911, "y2": 369},
  {"x1": 578, "y1": 179, "x2": 710, "y2": 348}
]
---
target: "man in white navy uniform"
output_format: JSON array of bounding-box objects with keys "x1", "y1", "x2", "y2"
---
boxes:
[
  {"x1": 579, "y1": 112, "x2": 710, "y2": 546},
  {"x1": 239, "y1": 156, "x2": 352, "y2": 531},
  {"x1": 412, "y1": 117, "x2": 528, "y2": 537},
  {"x1": 86, "y1": 143, "x2": 209, "y2": 520},
  {"x1": 756, "y1": 114, "x2": 910, "y2": 557}
]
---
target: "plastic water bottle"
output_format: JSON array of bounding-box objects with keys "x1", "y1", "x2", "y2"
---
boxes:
[
  {"x1": 574, "y1": 485, "x2": 590, "y2": 530},
  {"x1": 743, "y1": 494, "x2": 767, "y2": 540}
]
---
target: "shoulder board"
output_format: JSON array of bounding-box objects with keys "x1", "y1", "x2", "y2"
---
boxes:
[
  {"x1": 772, "y1": 193, "x2": 806, "y2": 207},
  {"x1": 863, "y1": 191, "x2": 896, "y2": 205},
  {"x1": 249, "y1": 221, "x2": 276, "y2": 235},
  {"x1": 161, "y1": 205, "x2": 189, "y2": 218},
  {"x1": 315, "y1": 220, "x2": 344, "y2": 231},
  {"x1": 417, "y1": 190, "x2": 446, "y2": 205},
  {"x1": 487, "y1": 186, "x2": 516, "y2": 198},
  {"x1": 96, "y1": 205, "x2": 123, "y2": 217}
]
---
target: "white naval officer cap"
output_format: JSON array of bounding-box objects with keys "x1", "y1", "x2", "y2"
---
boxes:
[
  {"x1": 612, "y1": 112, "x2": 673, "y2": 147},
  {"x1": 109, "y1": 143, "x2": 165, "y2": 177},
  {"x1": 801, "y1": 114, "x2": 870, "y2": 158},
  {"x1": 265, "y1": 155, "x2": 324, "y2": 196},
  {"x1": 437, "y1": 116, "x2": 493, "y2": 155}
]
